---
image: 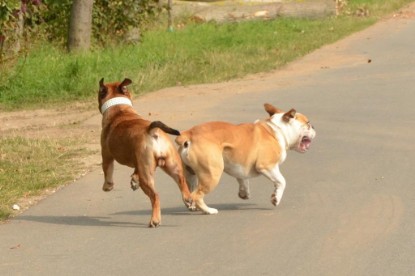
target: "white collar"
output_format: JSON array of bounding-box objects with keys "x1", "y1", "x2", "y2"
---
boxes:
[{"x1": 100, "y1": 97, "x2": 133, "y2": 114}]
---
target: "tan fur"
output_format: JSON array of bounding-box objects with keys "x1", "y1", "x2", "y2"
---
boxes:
[
  {"x1": 176, "y1": 103, "x2": 316, "y2": 214},
  {"x1": 98, "y1": 78, "x2": 192, "y2": 227}
]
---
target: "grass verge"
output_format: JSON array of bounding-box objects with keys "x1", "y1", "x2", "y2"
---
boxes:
[
  {"x1": 0, "y1": 136, "x2": 94, "y2": 219},
  {"x1": 3, "y1": 1, "x2": 414, "y2": 110}
]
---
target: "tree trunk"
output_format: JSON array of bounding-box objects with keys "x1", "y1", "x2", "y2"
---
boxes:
[
  {"x1": 167, "y1": 0, "x2": 173, "y2": 31},
  {"x1": 13, "y1": 8, "x2": 24, "y2": 54},
  {"x1": 67, "y1": 0, "x2": 93, "y2": 53}
]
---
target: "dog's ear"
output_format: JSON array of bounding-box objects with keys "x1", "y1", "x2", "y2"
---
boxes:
[
  {"x1": 118, "y1": 78, "x2": 132, "y2": 94},
  {"x1": 99, "y1": 78, "x2": 107, "y2": 99},
  {"x1": 282, "y1": 108, "x2": 296, "y2": 122},
  {"x1": 264, "y1": 103, "x2": 283, "y2": 116}
]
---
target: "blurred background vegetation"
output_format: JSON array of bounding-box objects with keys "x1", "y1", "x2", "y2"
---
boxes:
[{"x1": 0, "y1": 0, "x2": 413, "y2": 110}]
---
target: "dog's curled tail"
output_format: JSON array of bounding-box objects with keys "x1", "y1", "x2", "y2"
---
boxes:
[{"x1": 148, "y1": 121, "x2": 180, "y2": 136}]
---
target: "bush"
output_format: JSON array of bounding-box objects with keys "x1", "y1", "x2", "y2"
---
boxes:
[{"x1": 0, "y1": 0, "x2": 164, "y2": 61}]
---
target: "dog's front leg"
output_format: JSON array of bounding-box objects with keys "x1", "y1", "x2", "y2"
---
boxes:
[
  {"x1": 237, "y1": 178, "x2": 250, "y2": 200},
  {"x1": 102, "y1": 155, "x2": 115, "y2": 192},
  {"x1": 260, "y1": 166, "x2": 286, "y2": 206}
]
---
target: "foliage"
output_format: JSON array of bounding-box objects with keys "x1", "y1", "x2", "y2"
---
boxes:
[
  {"x1": 92, "y1": 0, "x2": 163, "y2": 45},
  {"x1": 40, "y1": 0, "x2": 72, "y2": 45},
  {"x1": 0, "y1": 0, "x2": 19, "y2": 24},
  {"x1": 0, "y1": 0, "x2": 21, "y2": 60},
  {"x1": 0, "y1": 0, "x2": 165, "y2": 60}
]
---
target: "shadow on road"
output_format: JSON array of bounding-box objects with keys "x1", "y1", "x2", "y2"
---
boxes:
[
  {"x1": 16, "y1": 203, "x2": 271, "y2": 228},
  {"x1": 17, "y1": 215, "x2": 147, "y2": 228}
]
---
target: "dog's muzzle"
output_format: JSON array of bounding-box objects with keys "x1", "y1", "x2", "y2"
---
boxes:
[{"x1": 297, "y1": 128, "x2": 316, "y2": 153}]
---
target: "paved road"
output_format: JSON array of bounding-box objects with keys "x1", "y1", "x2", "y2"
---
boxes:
[{"x1": 2, "y1": 7, "x2": 415, "y2": 276}]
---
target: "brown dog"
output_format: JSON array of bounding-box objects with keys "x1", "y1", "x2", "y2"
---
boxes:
[
  {"x1": 98, "y1": 78, "x2": 192, "y2": 227},
  {"x1": 175, "y1": 103, "x2": 316, "y2": 214}
]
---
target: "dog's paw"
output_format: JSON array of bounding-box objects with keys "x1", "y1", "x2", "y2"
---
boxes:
[
  {"x1": 187, "y1": 202, "x2": 197, "y2": 212},
  {"x1": 238, "y1": 190, "x2": 250, "y2": 200},
  {"x1": 271, "y1": 192, "x2": 279, "y2": 206},
  {"x1": 102, "y1": 182, "x2": 114, "y2": 192},
  {"x1": 130, "y1": 174, "x2": 140, "y2": 191},
  {"x1": 130, "y1": 180, "x2": 139, "y2": 191},
  {"x1": 148, "y1": 220, "x2": 161, "y2": 228},
  {"x1": 183, "y1": 197, "x2": 193, "y2": 208},
  {"x1": 204, "y1": 207, "x2": 219, "y2": 215}
]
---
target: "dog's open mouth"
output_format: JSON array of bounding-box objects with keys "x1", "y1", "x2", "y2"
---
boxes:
[{"x1": 298, "y1": 136, "x2": 312, "y2": 152}]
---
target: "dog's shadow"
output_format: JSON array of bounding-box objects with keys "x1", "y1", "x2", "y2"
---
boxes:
[
  {"x1": 16, "y1": 203, "x2": 269, "y2": 228},
  {"x1": 115, "y1": 203, "x2": 270, "y2": 216},
  {"x1": 17, "y1": 214, "x2": 148, "y2": 228}
]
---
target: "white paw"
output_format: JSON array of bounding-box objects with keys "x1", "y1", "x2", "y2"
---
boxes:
[
  {"x1": 187, "y1": 202, "x2": 197, "y2": 211},
  {"x1": 188, "y1": 206, "x2": 197, "y2": 212},
  {"x1": 204, "y1": 207, "x2": 218, "y2": 215},
  {"x1": 271, "y1": 193, "x2": 280, "y2": 206}
]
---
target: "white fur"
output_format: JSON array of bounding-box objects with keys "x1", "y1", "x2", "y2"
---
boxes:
[{"x1": 180, "y1": 109, "x2": 315, "y2": 213}]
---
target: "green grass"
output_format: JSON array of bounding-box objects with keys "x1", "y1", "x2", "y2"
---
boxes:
[
  {"x1": 3, "y1": 0, "x2": 411, "y2": 110},
  {"x1": 0, "y1": 136, "x2": 91, "y2": 218},
  {"x1": 1, "y1": 16, "x2": 372, "y2": 110}
]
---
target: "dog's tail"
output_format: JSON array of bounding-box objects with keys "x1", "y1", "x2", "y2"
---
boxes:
[{"x1": 148, "y1": 121, "x2": 180, "y2": 136}]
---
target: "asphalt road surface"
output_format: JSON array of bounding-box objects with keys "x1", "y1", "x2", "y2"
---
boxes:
[{"x1": 1, "y1": 7, "x2": 415, "y2": 276}]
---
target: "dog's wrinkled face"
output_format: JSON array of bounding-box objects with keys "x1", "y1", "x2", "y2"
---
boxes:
[
  {"x1": 290, "y1": 112, "x2": 315, "y2": 153},
  {"x1": 98, "y1": 78, "x2": 133, "y2": 111},
  {"x1": 264, "y1": 103, "x2": 316, "y2": 153}
]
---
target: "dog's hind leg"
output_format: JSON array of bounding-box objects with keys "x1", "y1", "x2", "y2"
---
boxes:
[
  {"x1": 160, "y1": 153, "x2": 193, "y2": 210},
  {"x1": 184, "y1": 165, "x2": 198, "y2": 193},
  {"x1": 193, "y1": 184, "x2": 219, "y2": 215},
  {"x1": 102, "y1": 154, "x2": 115, "y2": 192},
  {"x1": 183, "y1": 165, "x2": 198, "y2": 211},
  {"x1": 237, "y1": 178, "x2": 250, "y2": 200},
  {"x1": 192, "y1": 166, "x2": 223, "y2": 215},
  {"x1": 138, "y1": 171, "x2": 161, "y2": 228}
]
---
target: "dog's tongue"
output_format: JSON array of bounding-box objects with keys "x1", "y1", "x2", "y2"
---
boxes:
[{"x1": 301, "y1": 137, "x2": 312, "y2": 150}]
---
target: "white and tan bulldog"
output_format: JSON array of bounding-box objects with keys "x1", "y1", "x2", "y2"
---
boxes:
[{"x1": 175, "y1": 103, "x2": 316, "y2": 214}]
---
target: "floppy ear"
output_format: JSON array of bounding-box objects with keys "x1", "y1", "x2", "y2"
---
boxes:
[
  {"x1": 264, "y1": 103, "x2": 283, "y2": 116},
  {"x1": 99, "y1": 78, "x2": 107, "y2": 99},
  {"x1": 118, "y1": 78, "x2": 132, "y2": 94},
  {"x1": 282, "y1": 108, "x2": 296, "y2": 122}
]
